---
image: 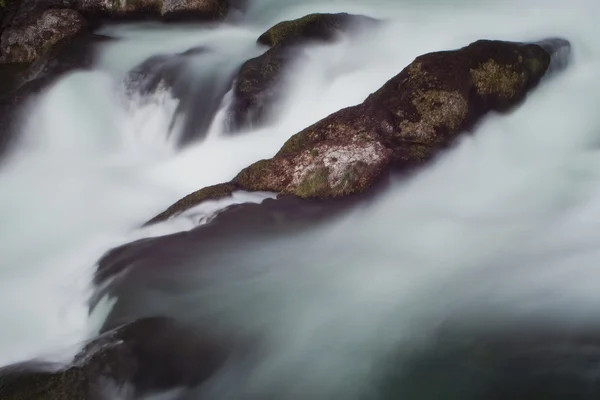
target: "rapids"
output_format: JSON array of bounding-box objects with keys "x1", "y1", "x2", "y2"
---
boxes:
[{"x1": 1, "y1": 0, "x2": 600, "y2": 398}]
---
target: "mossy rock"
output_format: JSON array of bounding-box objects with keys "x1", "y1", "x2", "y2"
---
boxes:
[
  {"x1": 257, "y1": 12, "x2": 378, "y2": 48},
  {"x1": 162, "y1": 38, "x2": 568, "y2": 212},
  {"x1": 227, "y1": 46, "x2": 295, "y2": 132},
  {"x1": 146, "y1": 182, "x2": 237, "y2": 225}
]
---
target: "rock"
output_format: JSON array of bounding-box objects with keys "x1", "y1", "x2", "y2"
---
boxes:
[
  {"x1": 0, "y1": 9, "x2": 87, "y2": 64},
  {"x1": 145, "y1": 183, "x2": 237, "y2": 225},
  {"x1": 154, "y1": 38, "x2": 569, "y2": 216},
  {"x1": 3, "y1": 0, "x2": 229, "y2": 28},
  {"x1": 226, "y1": 46, "x2": 297, "y2": 132},
  {"x1": 232, "y1": 39, "x2": 566, "y2": 198},
  {"x1": 257, "y1": 12, "x2": 378, "y2": 48},
  {"x1": 161, "y1": 0, "x2": 229, "y2": 21},
  {"x1": 0, "y1": 317, "x2": 229, "y2": 399},
  {"x1": 227, "y1": 12, "x2": 379, "y2": 133}
]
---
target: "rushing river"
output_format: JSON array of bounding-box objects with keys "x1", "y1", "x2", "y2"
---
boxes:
[{"x1": 2, "y1": 0, "x2": 600, "y2": 398}]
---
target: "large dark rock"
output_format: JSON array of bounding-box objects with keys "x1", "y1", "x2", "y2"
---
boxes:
[
  {"x1": 148, "y1": 38, "x2": 570, "y2": 221},
  {"x1": 0, "y1": 8, "x2": 87, "y2": 64},
  {"x1": 227, "y1": 12, "x2": 378, "y2": 133},
  {"x1": 232, "y1": 38, "x2": 569, "y2": 198},
  {"x1": 0, "y1": 317, "x2": 230, "y2": 400}
]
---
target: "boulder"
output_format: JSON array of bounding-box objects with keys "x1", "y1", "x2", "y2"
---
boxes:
[
  {"x1": 233, "y1": 39, "x2": 566, "y2": 197},
  {"x1": 0, "y1": 9, "x2": 87, "y2": 64},
  {"x1": 257, "y1": 12, "x2": 378, "y2": 48},
  {"x1": 227, "y1": 12, "x2": 378, "y2": 133},
  {"x1": 152, "y1": 37, "x2": 570, "y2": 219},
  {"x1": 161, "y1": 0, "x2": 229, "y2": 21},
  {"x1": 0, "y1": 317, "x2": 229, "y2": 400}
]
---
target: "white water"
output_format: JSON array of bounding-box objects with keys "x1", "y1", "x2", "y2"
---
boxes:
[{"x1": 1, "y1": 0, "x2": 600, "y2": 396}]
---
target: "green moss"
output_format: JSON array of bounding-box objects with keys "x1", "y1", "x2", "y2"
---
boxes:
[
  {"x1": 257, "y1": 13, "x2": 324, "y2": 47},
  {"x1": 233, "y1": 159, "x2": 274, "y2": 190},
  {"x1": 295, "y1": 167, "x2": 330, "y2": 198},
  {"x1": 310, "y1": 149, "x2": 319, "y2": 157},
  {"x1": 470, "y1": 59, "x2": 524, "y2": 98},
  {"x1": 145, "y1": 182, "x2": 236, "y2": 225}
]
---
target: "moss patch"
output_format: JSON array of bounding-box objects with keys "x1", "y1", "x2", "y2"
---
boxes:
[
  {"x1": 470, "y1": 59, "x2": 525, "y2": 98},
  {"x1": 398, "y1": 89, "x2": 468, "y2": 143},
  {"x1": 295, "y1": 166, "x2": 330, "y2": 197}
]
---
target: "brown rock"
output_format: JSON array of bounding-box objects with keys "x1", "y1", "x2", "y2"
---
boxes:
[
  {"x1": 0, "y1": 9, "x2": 87, "y2": 64},
  {"x1": 234, "y1": 39, "x2": 555, "y2": 197},
  {"x1": 161, "y1": 0, "x2": 229, "y2": 21},
  {"x1": 257, "y1": 12, "x2": 378, "y2": 48}
]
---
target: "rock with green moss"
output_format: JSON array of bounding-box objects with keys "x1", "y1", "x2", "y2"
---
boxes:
[
  {"x1": 227, "y1": 12, "x2": 378, "y2": 133},
  {"x1": 153, "y1": 38, "x2": 569, "y2": 213},
  {"x1": 233, "y1": 39, "x2": 565, "y2": 197},
  {"x1": 146, "y1": 182, "x2": 237, "y2": 225},
  {"x1": 257, "y1": 12, "x2": 378, "y2": 48},
  {"x1": 0, "y1": 317, "x2": 229, "y2": 399}
]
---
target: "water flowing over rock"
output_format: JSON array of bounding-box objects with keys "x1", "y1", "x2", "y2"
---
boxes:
[
  {"x1": 227, "y1": 12, "x2": 379, "y2": 133},
  {"x1": 0, "y1": 317, "x2": 229, "y2": 400},
  {"x1": 125, "y1": 46, "x2": 239, "y2": 146},
  {"x1": 151, "y1": 37, "x2": 570, "y2": 222},
  {"x1": 0, "y1": 32, "x2": 110, "y2": 157}
]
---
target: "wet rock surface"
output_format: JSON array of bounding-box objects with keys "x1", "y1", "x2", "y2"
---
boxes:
[
  {"x1": 0, "y1": 317, "x2": 230, "y2": 400},
  {"x1": 256, "y1": 12, "x2": 378, "y2": 48},
  {"x1": 0, "y1": 8, "x2": 87, "y2": 64},
  {"x1": 232, "y1": 39, "x2": 561, "y2": 197}
]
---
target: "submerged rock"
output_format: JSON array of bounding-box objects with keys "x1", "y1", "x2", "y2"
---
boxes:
[
  {"x1": 0, "y1": 317, "x2": 229, "y2": 400},
  {"x1": 0, "y1": 8, "x2": 87, "y2": 64},
  {"x1": 227, "y1": 12, "x2": 378, "y2": 133}
]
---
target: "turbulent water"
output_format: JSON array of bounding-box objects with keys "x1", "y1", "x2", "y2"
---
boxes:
[{"x1": 2, "y1": 0, "x2": 600, "y2": 397}]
